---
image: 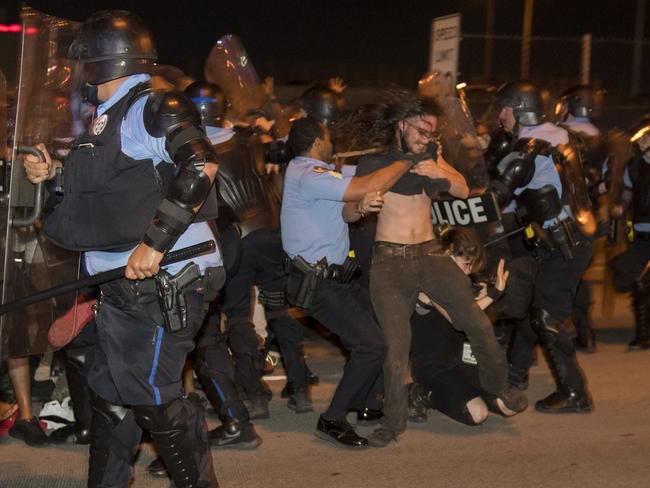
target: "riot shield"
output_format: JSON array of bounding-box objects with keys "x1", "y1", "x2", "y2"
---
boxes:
[
  {"x1": 556, "y1": 142, "x2": 598, "y2": 237},
  {"x1": 1, "y1": 8, "x2": 83, "y2": 360},
  {"x1": 417, "y1": 71, "x2": 488, "y2": 191},
  {"x1": 204, "y1": 34, "x2": 268, "y2": 122}
]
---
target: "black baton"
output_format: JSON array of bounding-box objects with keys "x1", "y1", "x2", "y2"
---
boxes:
[{"x1": 0, "y1": 240, "x2": 217, "y2": 316}]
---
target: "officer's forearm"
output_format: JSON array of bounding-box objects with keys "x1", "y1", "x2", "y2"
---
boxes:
[
  {"x1": 342, "y1": 201, "x2": 362, "y2": 223},
  {"x1": 343, "y1": 160, "x2": 411, "y2": 201}
]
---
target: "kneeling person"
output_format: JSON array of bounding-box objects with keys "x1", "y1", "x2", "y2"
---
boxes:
[{"x1": 409, "y1": 228, "x2": 517, "y2": 426}]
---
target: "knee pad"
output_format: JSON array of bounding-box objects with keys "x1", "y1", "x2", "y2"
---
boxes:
[{"x1": 133, "y1": 397, "x2": 195, "y2": 433}]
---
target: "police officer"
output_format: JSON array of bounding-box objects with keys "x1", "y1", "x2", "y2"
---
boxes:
[
  {"x1": 185, "y1": 81, "x2": 313, "y2": 419},
  {"x1": 610, "y1": 117, "x2": 650, "y2": 350},
  {"x1": 282, "y1": 116, "x2": 418, "y2": 447},
  {"x1": 490, "y1": 80, "x2": 594, "y2": 413},
  {"x1": 556, "y1": 85, "x2": 608, "y2": 352},
  {"x1": 23, "y1": 11, "x2": 222, "y2": 487}
]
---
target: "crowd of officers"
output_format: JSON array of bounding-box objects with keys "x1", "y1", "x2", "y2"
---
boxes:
[{"x1": 2, "y1": 8, "x2": 650, "y2": 488}]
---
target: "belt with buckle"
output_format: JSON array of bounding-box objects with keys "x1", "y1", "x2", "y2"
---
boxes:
[{"x1": 373, "y1": 239, "x2": 441, "y2": 258}]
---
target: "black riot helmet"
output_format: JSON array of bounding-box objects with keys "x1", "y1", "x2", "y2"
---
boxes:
[
  {"x1": 300, "y1": 87, "x2": 341, "y2": 127},
  {"x1": 184, "y1": 81, "x2": 227, "y2": 127},
  {"x1": 557, "y1": 85, "x2": 603, "y2": 119},
  {"x1": 495, "y1": 80, "x2": 546, "y2": 126},
  {"x1": 68, "y1": 10, "x2": 158, "y2": 85}
]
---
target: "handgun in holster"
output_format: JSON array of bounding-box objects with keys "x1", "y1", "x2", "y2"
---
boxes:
[
  {"x1": 155, "y1": 262, "x2": 202, "y2": 333},
  {"x1": 289, "y1": 255, "x2": 324, "y2": 311}
]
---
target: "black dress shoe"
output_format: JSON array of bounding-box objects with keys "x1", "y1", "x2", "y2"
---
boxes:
[
  {"x1": 535, "y1": 390, "x2": 592, "y2": 413},
  {"x1": 356, "y1": 408, "x2": 384, "y2": 426},
  {"x1": 146, "y1": 457, "x2": 168, "y2": 478},
  {"x1": 315, "y1": 415, "x2": 368, "y2": 448},
  {"x1": 48, "y1": 423, "x2": 91, "y2": 445},
  {"x1": 209, "y1": 419, "x2": 262, "y2": 450}
]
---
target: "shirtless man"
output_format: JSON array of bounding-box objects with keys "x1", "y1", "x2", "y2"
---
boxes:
[{"x1": 350, "y1": 96, "x2": 526, "y2": 447}]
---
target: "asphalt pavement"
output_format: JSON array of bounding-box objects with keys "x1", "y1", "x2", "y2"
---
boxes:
[{"x1": 1, "y1": 257, "x2": 649, "y2": 488}]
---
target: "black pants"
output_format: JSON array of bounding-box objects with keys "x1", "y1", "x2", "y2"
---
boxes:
[
  {"x1": 531, "y1": 239, "x2": 594, "y2": 393},
  {"x1": 87, "y1": 286, "x2": 216, "y2": 487},
  {"x1": 288, "y1": 275, "x2": 386, "y2": 420},
  {"x1": 221, "y1": 228, "x2": 308, "y2": 396}
]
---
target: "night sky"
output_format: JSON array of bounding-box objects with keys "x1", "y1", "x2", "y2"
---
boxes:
[{"x1": 2, "y1": 1, "x2": 649, "y2": 91}]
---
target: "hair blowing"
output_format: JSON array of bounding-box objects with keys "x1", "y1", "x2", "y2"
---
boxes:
[{"x1": 330, "y1": 89, "x2": 443, "y2": 153}]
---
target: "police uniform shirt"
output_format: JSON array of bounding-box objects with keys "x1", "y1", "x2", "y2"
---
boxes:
[
  {"x1": 84, "y1": 74, "x2": 222, "y2": 276},
  {"x1": 562, "y1": 115, "x2": 600, "y2": 137},
  {"x1": 502, "y1": 122, "x2": 569, "y2": 227},
  {"x1": 206, "y1": 126, "x2": 235, "y2": 145},
  {"x1": 281, "y1": 156, "x2": 352, "y2": 265}
]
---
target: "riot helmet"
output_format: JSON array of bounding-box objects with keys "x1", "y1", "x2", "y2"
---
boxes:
[
  {"x1": 300, "y1": 87, "x2": 341, "y2": 127},
  {"x1": 495, "y1": 80, "x2": 545, "y2": 127},
  {"x1": 556, "y1": 85, "x2": 603, "y2": 119},
  {"x1": 184, "y1": 81, "x2": 227, "y2": 127},
  {"x1": 68, "y1": 10, "x2": 157, "y2": 85}
]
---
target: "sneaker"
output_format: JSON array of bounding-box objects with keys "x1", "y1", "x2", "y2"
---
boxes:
[
  {"x1": 9, "y1": 417, "x2": 50, "y2": 447},
  {"x1": 209, "y1": 420, "x2": 262, "y2": 449},
  {"x1": 39, "y1": 397, "x2": 75, "y2": 430}
]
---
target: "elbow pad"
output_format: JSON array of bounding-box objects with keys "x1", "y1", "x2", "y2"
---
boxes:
[
  {"x1": 489, "y1": 149, "x2": 537, "y2": 207},
  {"x1": 142, "y1": 89, "x2": 219, "y2": 252}
]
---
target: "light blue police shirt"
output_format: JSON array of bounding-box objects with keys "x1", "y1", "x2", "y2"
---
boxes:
[
  {"x1": 562, "y1": 115, "x2": 600, "y2": 137},
  {"x1": 281, "y1": 156, "x2": 352, "y2": 265},
  {"x1": 84, "y1": 74, "x2": 222, "y2": 276},
  {"x1": 502, "y1": 123, "x2": 569, "y2": 227}
]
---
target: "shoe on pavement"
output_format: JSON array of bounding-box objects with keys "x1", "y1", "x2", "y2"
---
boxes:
[
  {"x1": 9, "y1": 417, "x2": 50, "y2": 447},
  {"x1": 315, "y1": 415, "x2": 368, "y2": 448}
]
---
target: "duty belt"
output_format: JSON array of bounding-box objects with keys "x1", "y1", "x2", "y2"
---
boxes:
[
  {"x1": 634, "y1": 231, "x2": 650, "y2": 241},
  {"x1": 373, "y1": 239, "x2": 441, "y2": 259}
]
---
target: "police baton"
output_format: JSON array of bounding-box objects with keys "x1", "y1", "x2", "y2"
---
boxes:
[
  {"x1": 0, "y1": 240, "x2": 217, "y2": 316},
  {"x1": 484, "y1": 226, "x2": 527, "y2": 248}
]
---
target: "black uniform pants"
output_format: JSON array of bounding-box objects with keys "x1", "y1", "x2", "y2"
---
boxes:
[
  {"x1": 288, "y1": 276, "x2": 386, "y2": 420},
  {"x1": 86, "y1": 286, "x2": 215, "y2": 487},
  {"x1": 532, "y1": 239, "x2": 594, "y2": 392},
  {"x1": 221, "y1": 228, "x2": 308, "y2": 396}
]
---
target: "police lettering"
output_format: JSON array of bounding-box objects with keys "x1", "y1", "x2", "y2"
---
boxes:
[{"x1": 431, "y1": 196, "x2": 488, "y2": 226}]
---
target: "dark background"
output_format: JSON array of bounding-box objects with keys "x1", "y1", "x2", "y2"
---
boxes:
[{"x1": 0, "y1": 1, "x2": 648, "y2": 96}]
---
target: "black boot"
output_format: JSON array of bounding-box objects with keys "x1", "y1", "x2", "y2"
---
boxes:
[
  {"x1": 133, "y1": 395, "x2": 219, "y2": 488},
  {"x1": 531, "y1": 308, "x2": 593, "y2": 414},
  {"x1": 88, "y1": 394, "x2": 142, "y2": 487},
  {"x1": 535, "y1": 389, "x2": 592, "y2": 413},
  {"x1": 630, "y1": 279, "x2": 650, "y2": 350},
  {"x1": 63, "y1": 351, "x2": 92, "y2": 444}
]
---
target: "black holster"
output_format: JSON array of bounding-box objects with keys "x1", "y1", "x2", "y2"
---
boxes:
[
  {"x1": 534, "y1": 219, "x2": 578, "y2": 260},
  {"x1": 287, "y1": 256, "x2": 325, "y2": 311},
  {"x1": 155, "y1": 262, "x2": 202, "y2": 333}
]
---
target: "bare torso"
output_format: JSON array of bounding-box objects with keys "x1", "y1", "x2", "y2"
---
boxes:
[{"x1": 375, "y1": 191, "x2": 435, "y2": 244}]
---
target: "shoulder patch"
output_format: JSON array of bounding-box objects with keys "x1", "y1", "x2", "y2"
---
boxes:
[{"x1": 312, "y1": 166, "x2": 342, "y2": 179}]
